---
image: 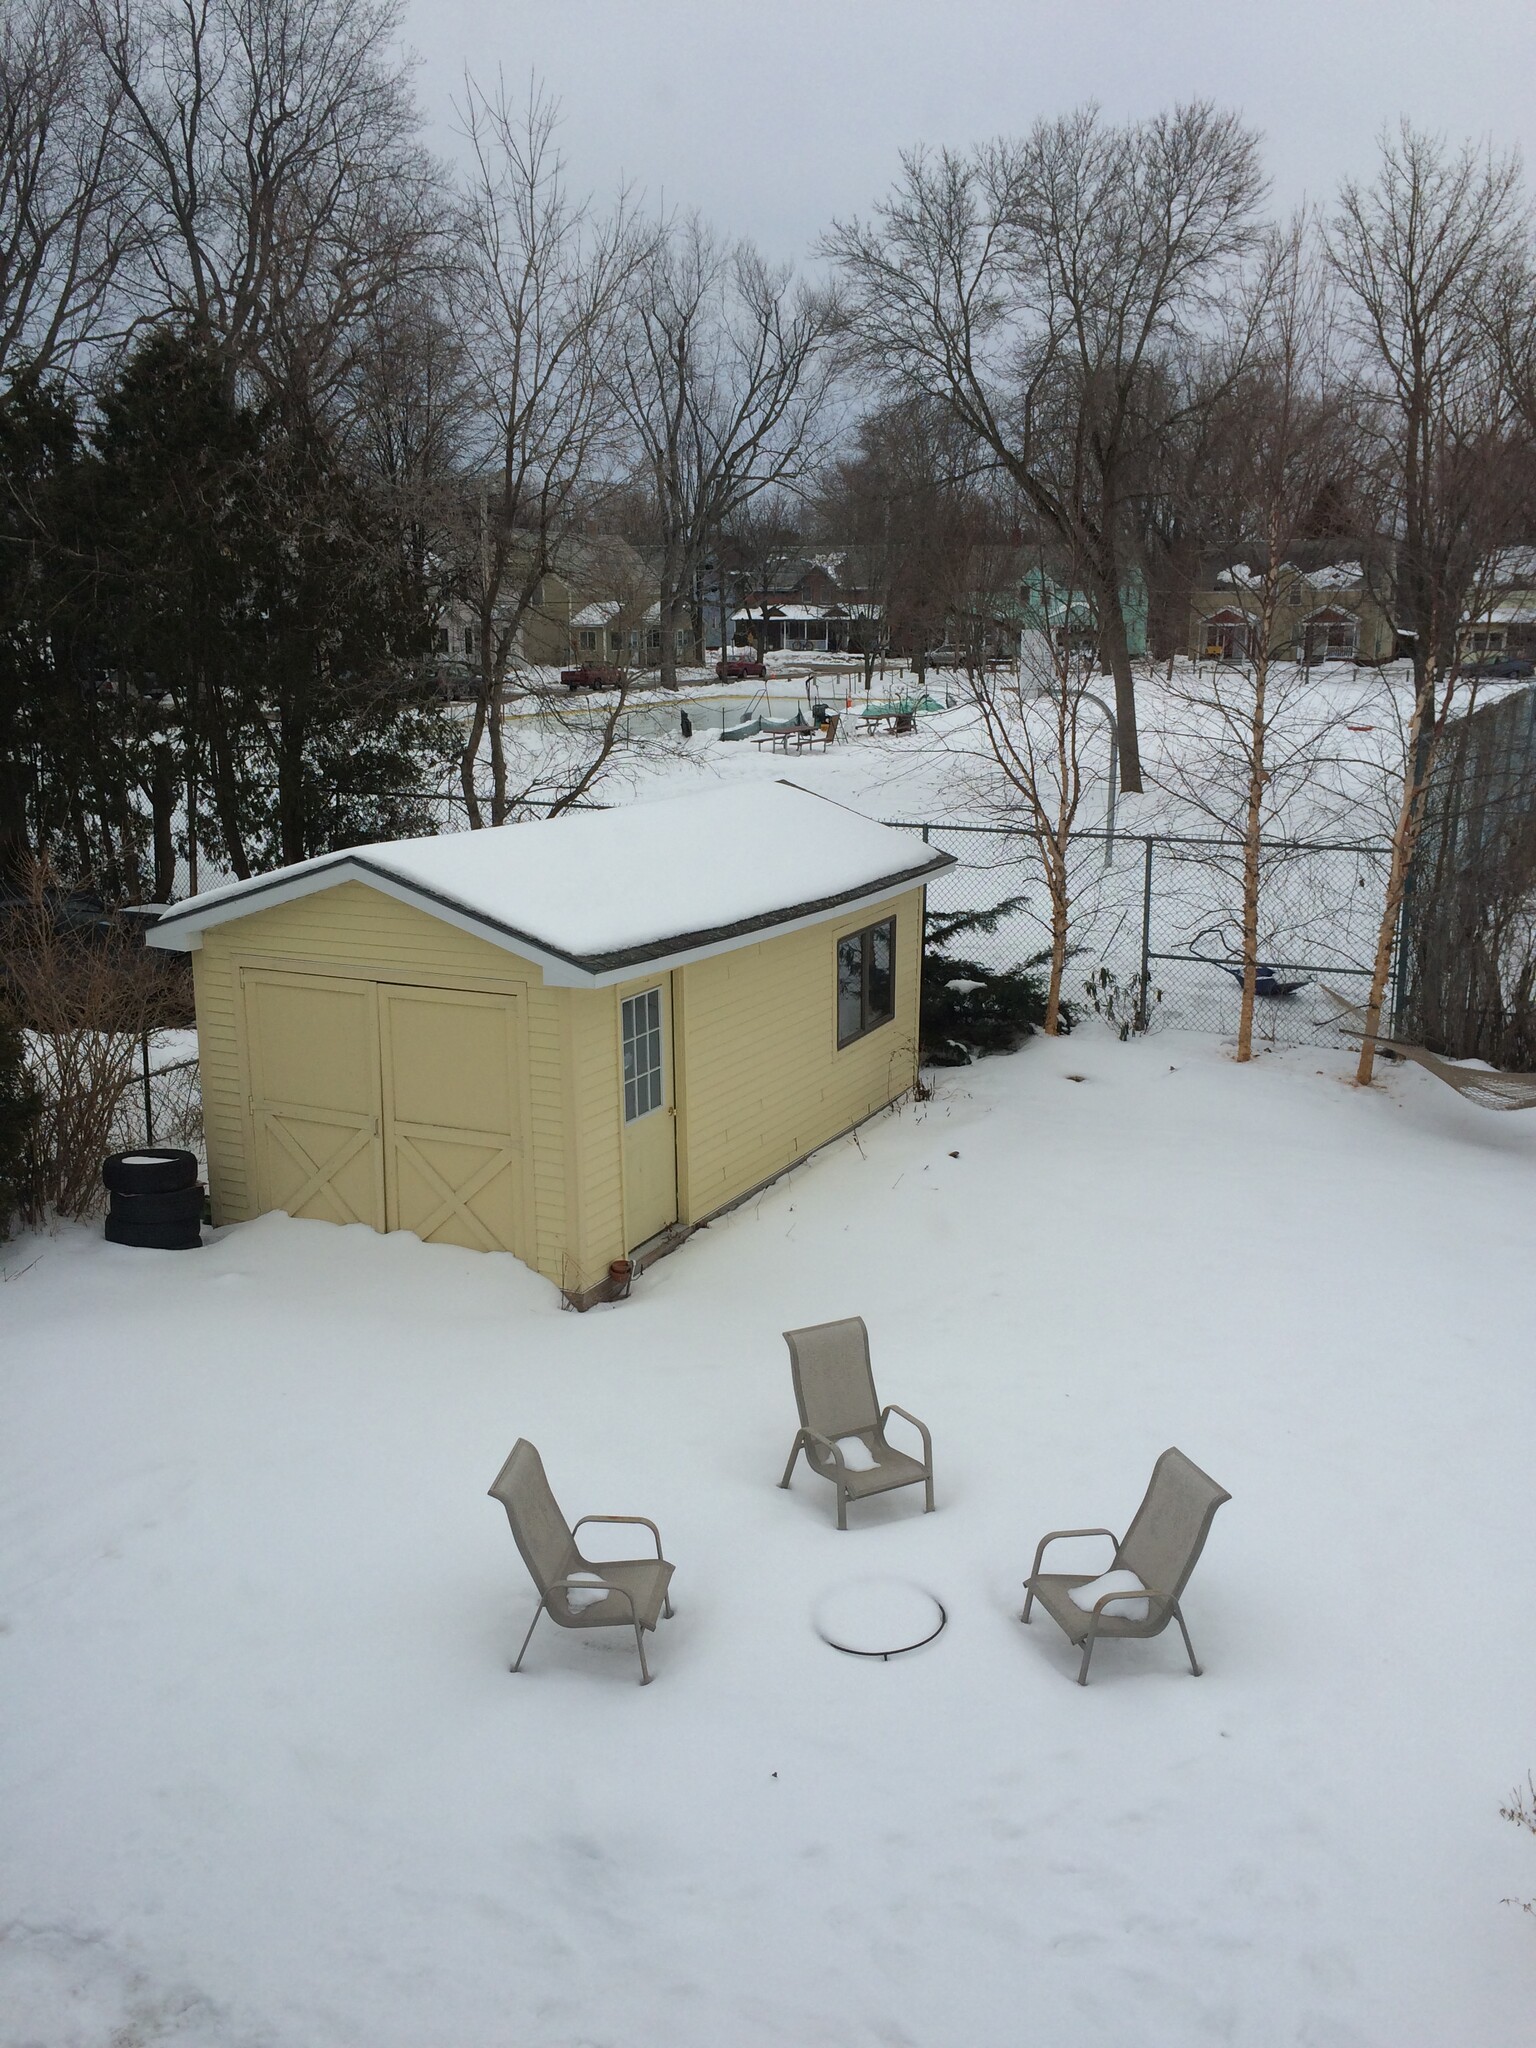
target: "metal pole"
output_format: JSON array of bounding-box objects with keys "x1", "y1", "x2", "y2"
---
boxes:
[
  {"x1": 1136, "y1": 837, "x2": 1154, "y2": 1033},
  {"x1": 141, "y1": 1032, "x2": 154, "y2": 1147}
]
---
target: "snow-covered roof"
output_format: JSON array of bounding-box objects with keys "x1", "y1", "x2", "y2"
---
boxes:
[
  {"x1": 1214, "y1": 561, "x2": 1365, "y2": 592},
  {"x1": 570, "y1": 601, "x2": 662, "y2": 627},
  {"x1": 146, "y1": 783, "x2": 955, "y2": 985},
  {"x1": 1304, "y1": 560, "x2": 1365, "y2": 590}
]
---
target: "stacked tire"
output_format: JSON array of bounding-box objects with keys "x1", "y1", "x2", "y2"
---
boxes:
[{"x1": 102, "y1": 1149, "x2": 204, "y2": 1250}]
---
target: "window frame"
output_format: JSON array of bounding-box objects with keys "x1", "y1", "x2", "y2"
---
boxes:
[
  {"x1": 836, "y1": 916, "x2": 897, "y2": 1049},
  {"x1": 621, "y1": 986, "x2": 665, "y2": 1123}
]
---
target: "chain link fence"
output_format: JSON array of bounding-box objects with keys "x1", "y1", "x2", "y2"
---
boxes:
[{"x1": 886, "y1": 820, "x2": 1393, "y2": 1050}]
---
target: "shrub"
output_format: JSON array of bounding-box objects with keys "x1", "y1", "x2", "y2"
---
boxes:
[
  {"x1": 919, "y1": 899, "x2": 1063, "y2": 1066},
  {"x1": 0, "y1": 861, "x2": 190, "y2": 1223},
  {"x1": 0, "y1": 1000, "x2": 41, "y2": 1239}
]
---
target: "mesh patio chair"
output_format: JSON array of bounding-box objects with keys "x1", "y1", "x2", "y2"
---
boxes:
[
  {"x1": 1021, "y1": 1447, "x2": 1230, "y2": 1685},
  {"x1": 487, "y1": 1439, "x2": 675, "y2": 1686},
  {"x1": 779, "y1": 1316, "x2": 934, "y2": 1530}
]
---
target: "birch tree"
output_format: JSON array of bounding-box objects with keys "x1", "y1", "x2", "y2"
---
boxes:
[
  {"x1": 1159, "y1": 217, "x2": 1368, "y2": 1059},
  {"x1": 961, "y1": 551, "x2": 1105, "y2": 1033},
  {"x1": 1329, "y1": 123, "x2": 1529, "y2": 1083}
]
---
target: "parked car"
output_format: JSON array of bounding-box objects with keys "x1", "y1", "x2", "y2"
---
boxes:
[
  {"x1": 1459, "y1": 653, "x2": 1535, "y2": 680},
  {"x1": 433, "y1": 662, "x2": 479, "y2": 702},
  {"x1": 716, "y1": 655, "x2": 767, "y2": 680},
  {"x1": 559, "y1": 662, "x2": 627, "y2": 691},
  {"x1": 921, "y1": 645, "x2": 970, "y2": 668}
]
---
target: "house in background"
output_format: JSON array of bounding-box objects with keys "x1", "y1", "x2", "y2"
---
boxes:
[
  {"x1": 1188, "y1": 561, "x2": 1397, "y2": 665},
  {"x1": 1018, "y1": 566, "x2": 1148, "y2": 661},
  {"x1": 146, "y1": 783, "x2": 953, "y2": 1306},
  {"x1": 730, "y1": 551, "x2": 884, "y2": 655},
  {"x1": 1459, "y1": 548, "x2": 1536, "y2": 664},
  {"x1": 434, "y1": 534, "x2": 697, "y2": 676}
]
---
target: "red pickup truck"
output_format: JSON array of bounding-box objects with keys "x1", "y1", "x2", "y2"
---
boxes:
[
  {"x1": 716, "y1": 655, "x2": 767, "y2": 680},
  {"x1": 559, "y1": 663, "x2": 627, "y2": 691}
]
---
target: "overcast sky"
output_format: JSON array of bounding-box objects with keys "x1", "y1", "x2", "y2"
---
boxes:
[{"x1": 400, "y1": 0, "x2": 1532, "y2": 263}]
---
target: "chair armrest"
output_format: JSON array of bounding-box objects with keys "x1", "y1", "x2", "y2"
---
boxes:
[
  {"x1": 1024, "y1": 1527, "x2": 1120, "y2": 1583},
  {"x1": 1089, "y1": 1586, "x2": 1167, "y2": 1621},
  {"x1": 880, "y1": 1403, "x2": 932, "y2": 1464},
  {"x1": 550, "y1": 1575, "x2": 638, "y2": 1622},
  {"x1": 573, "y1": 1513, "x2": 665, "y2": 1560},
  {"x1": 800, "y1": 1428, "x2": 849, "y2": 1476}
]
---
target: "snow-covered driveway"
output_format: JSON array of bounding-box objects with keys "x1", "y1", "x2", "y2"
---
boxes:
[{"x1": 4, "y1": 1032, "x2": 1535, "y2": 2046}]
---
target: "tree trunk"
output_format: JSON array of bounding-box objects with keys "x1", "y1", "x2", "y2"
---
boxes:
[
  {"x1": 150, "y1": 745, "x2": 177, "y2": 903},
  {"x1": 459, "y1": 691, "x2": 488, "y2": 830},
  {"x1": 1093, "y1": 576, "x2": 1143, "y2": 793},
  {"x1": 1236, "y1": 654, "x2": 1268, "y2": 1063},
  {"x1": 1355, "y1": 687, "x2": 1433, "y2": 1087}
]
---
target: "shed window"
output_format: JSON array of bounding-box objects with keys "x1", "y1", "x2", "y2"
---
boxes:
[
  {"x1": 837, "y1": 918, "x2": 895, "y2": 1047},
  {"x1": 622, "y1": 987, "x2": 664, "y2": 1121}
]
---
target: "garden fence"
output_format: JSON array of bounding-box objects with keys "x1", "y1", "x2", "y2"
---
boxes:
[{"x1": 884, "y1": 820, "x2": 1394, "y2": 1050}]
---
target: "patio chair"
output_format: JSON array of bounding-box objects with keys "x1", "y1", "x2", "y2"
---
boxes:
[
  {"x1": 779, "y1": 1316, "x2": 934, "y2": 1529},
  {"x1": 487, "y1": 1439, "x2": 675, "y2": 1685},
  {"x1": 1020, "y1": 1447, "x2": 1230, "y2": 1684}
]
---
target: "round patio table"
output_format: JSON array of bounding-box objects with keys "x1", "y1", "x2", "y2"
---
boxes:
[{"x1": 813, "y1": 1576, "x2": 948, "y2": 1661}]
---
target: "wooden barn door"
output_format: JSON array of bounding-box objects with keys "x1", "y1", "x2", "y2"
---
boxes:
[
  {"x1": 378, "y1": 986, "x2": 525, "y2": 1256},
  {"x1": 243, "y1": 971, "x2": 386, "y2": 1227}
]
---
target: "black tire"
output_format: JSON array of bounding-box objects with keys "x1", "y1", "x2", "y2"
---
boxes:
[
  {"x1": 102, "y1": 1148, "x2": 198, "y2": 1196},
  {"x1": 104, "y1": 1213, "x2": 202, "y2": 1250},
  {"x1": 108, "y1": 1183, "x2": 206, "y2": 1226}
]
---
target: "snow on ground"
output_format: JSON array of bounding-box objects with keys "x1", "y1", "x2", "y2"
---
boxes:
[{"x1": 5, "y1": 1031, "x2": 1536, "y2": 2046}]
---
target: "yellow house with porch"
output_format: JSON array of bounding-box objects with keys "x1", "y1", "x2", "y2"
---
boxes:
[{"x1": 147, "y1": 785, "x2": 953, "y2": 1305}]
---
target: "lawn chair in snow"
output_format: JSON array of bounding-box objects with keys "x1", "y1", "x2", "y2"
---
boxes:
[
  {"x1": 487, "y1": 1439, "x2": 675, "y2": 1686},
  {"x1": 778, "y1": 1316, "x2": 934, "y2": 1530},
  {"x1": 1020, "y1": 1447, "x2": 1230, "y2": 1685}
]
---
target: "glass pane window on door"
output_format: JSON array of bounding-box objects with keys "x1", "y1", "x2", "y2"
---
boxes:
[{"x1": 622, "y1": 987, "x2": 664, "y2": 1121}]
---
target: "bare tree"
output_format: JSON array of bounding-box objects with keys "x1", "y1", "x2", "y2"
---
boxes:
[
  {"x1": 1160, "y1": 217, "x2": 1368, "y2": 1060},
  {"x1": 825, "y1": 102, "x2": 1268, "y2": 793},
  {"x1": 449, "y1": 77, "x2": 640, "y2": 824},
  {"x1": 1329, "y1": 123, "x2": 1530, "y2": 1083},
  {"x1": 0, "y1": 0, "x2": 130, "y2": 380},
  {"x1": 92, "y1": 0, "x2": 437, "y2": 406},
  {"x1": 960, "y1": 551, "x2": 1106, "y2": 1032},
  {"x1": 721, "y1": 491, "x2": 802, "y2": 663},
  {"x1": 619, "y1": 213, "x2": 837, "y2": 690}
]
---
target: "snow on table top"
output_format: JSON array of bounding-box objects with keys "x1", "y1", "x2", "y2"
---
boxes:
[{"x1": 162, "y1": 781, "x2": 946, "y2": 965}]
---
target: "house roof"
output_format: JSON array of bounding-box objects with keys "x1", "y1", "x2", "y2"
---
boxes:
[{"x1": 146, "y1": 783, "x2": 955, "y2": 987}]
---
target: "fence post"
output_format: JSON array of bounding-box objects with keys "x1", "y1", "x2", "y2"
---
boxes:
[
  {"x1": 140, "y1": 1031, "x2": 154, "y2": 1147},
  {"x1": 1136, "y1": 836, "x2": 1154, "y2": 1032}
]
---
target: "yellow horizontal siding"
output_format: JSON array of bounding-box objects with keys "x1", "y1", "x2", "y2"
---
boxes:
[{"x1": 676, "y1": 890, "x2": 922, "y2": 1219}]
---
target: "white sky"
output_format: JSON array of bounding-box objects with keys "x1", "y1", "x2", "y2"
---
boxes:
[{"x1": 400, "y1": 0, "x2": 1533, "y2": 266}]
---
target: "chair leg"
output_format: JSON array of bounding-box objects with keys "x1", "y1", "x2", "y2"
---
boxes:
[
  {"x1": 1173, "y1": 1603, "x2": 1202, "y2": 1676},
  {"x1": 633, "y1": 1619, "x2": 652, "y2": 1686},
  {"x1": 1020, "y1": 1580, "x2": 1035, "y2": 1624},
  {"x1": 923, "y1": 1471, "x2": 934, "y2": 1513},
  {"x1": 778, "y1": 1436, "x2": 804, "y2": 1490},
  {"x1": 511, "y1": 1599, "x2": 545, "y2": 1673},
  {"x1": 662, "y1": 1590, "x2": 673, "y2": 1620},
  {"x1": 1077, "y1": 1632, "x2": 1096, "y2": 1685},
  {"x1": 836, "y1": 1482, "x2": 848, "y2": 1531}
]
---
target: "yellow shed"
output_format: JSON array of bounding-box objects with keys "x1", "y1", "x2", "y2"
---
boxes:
[{"x1": 147, "y1": 783, "x2": 954, "y2": 1305}]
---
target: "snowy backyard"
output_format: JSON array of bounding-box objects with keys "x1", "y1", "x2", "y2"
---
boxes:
[{"x1": 5, "y1": 1021, "x2": 1536, "y2": 2045}]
